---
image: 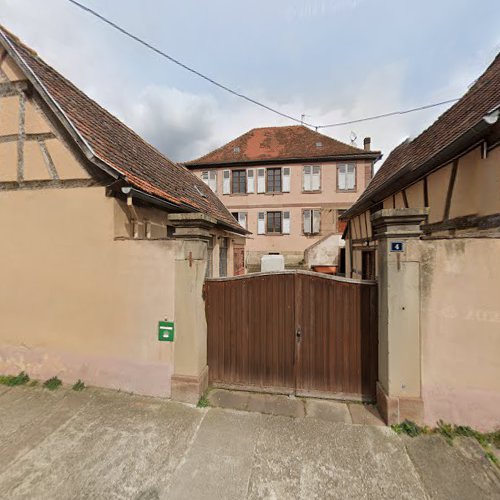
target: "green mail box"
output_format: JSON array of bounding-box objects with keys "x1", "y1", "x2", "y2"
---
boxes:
[{"x1": 158, "y1": 321, "x2": 175, "y2": 342}]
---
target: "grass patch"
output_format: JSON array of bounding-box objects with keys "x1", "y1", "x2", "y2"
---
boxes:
[
  {"x1": 72, "y1": 380, "x2": 86, "y2": 391},
  {"x1": 197, "y1": 395, "x2": 210, "y2": 408},
  {"x1": 391, "y1": 420, "x2": 429, "y2": 437},
  {"x1": 43, "y1": 376, "x2": 62, "y2": 390},
  {"x1": 392, "y1": 419, "x2": 500, "y2": 467},
  {"x1": 0, "y1": 371, "x2": 30, "y2": 386}
]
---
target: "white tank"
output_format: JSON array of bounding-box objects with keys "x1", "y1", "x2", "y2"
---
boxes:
[{"x1": 261, "y1": 254, "x2": 285, "y2": 272}]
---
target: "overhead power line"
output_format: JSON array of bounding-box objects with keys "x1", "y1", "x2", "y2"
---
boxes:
[
  {"x1": 66, "y1": 0, "x2": 459, "y2": 131},
  {"x1": 316, "y1": 98, "x2": 460, "y2": 129},
  {"x1": 65, "y1": 0, "x2": 315, "y2": 127}
]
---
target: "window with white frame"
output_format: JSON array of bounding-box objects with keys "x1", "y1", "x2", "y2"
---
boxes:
[
  {"x1": 303, "y1": 165, "x2": 321, "y2": 191},
  {"x1": 231, "y1": 211, "x2": 247, "y2": 230},
  {"x1": 338, "y1": 163, "x2": 356, "y2": 190},
  {"x1": 303, "y1": 209, "x2": 321, "y2": 235},
  {"x1": 201, "y1": 170, "x2": 217, "y2": 192},
  {"x1": 257, "y1": 211, "x2": 290, "y2": 235}
]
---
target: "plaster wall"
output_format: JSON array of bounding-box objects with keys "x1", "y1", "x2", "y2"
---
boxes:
[
  {"x1": 0, "y1": 187, "x2": 177, "y2": 397},
  {"x1": 419, "y1": 238, "x2": 500, "y2": 430},
  {"x1": 191, "y1": 160, "x2": 372, "y2": 265}
]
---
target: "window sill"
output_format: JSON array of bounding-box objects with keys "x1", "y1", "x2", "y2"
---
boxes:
[
  {"x1": 336, "y1": 188, "x2": 357, "y2": 193},
  {"x1": 302, "y1": 190, "x2": 322, "y2": 194},
  {"x1": 259, "y1": 233, "x2": 287, "y2": 236}
]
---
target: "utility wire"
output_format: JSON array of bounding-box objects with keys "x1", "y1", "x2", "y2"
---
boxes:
[
  {"x1": 66, "y1": 0, "x2": 460, "y2": 130},
  {"x1": 66, "y1": 0, "x2": 315, "y2": 127},
  {"x1": 317, "y1": 98, "x2": 460, "y2": 129}
]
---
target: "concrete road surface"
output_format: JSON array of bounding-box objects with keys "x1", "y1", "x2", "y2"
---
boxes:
[{"x1": 0, "y1": 386, "x2": 498, "y2": 499}]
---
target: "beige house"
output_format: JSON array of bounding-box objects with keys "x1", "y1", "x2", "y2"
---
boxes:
[
  {"x1": 185, "y1": 126, "x2": 381, "y2": 272},
  {"x1": 342, "y1": 52, "x2": 500, "y2": 430},
  {"x1": 0, "y1": 26, "x2": 246, "y2": 403}
]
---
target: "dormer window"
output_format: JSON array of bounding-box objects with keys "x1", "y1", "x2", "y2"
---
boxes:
[
  {"x1": 315, "y1": 141, "x2": 322, "y2": 148},
  {"x1": 233, "y1": 146, "x2": 241, "y2": 153}
]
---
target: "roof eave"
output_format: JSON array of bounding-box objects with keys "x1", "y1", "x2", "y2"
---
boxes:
[
  {"x1": 185, "y1": 151, "x2": 382, "y2": 168},
  {"x1": 117, "y1": 186, "x2": 249, "y2": 235},
  {"x1": 341, "y1": 118, "x2": 493, "y2": 220}
]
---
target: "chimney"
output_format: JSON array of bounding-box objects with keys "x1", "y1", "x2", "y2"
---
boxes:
[{"x1": 363, "y1": 137, "x2": 371, "y2": 151}]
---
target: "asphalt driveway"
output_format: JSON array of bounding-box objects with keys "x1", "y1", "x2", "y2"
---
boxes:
[{"x1": 0, "y1": 385, "x2": 498, "y2": 499}]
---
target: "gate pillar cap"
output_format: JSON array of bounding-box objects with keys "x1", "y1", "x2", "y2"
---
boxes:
[{"x1": 371, "y1": 208, "x2": 429, "y2": 240}]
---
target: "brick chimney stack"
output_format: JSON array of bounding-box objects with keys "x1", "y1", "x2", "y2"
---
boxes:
[{"x1": 364, "y1": 137, "x2": 371, "y2": 151}]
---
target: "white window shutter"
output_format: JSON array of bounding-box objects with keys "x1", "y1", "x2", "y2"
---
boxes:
[
  {"x1": 257, "y1": 212, "x2": 265, "y2": 234},
  {"x1": 312, "y1": 210, "x2": 321, "y2": 234},
  {"x1": 238, "y1": 212, "x2": 247, "y2": 230},
  {"x1": 303, "y1": 210, "x2": 311, "y2": 234},
  {"x1": 223, "y1": 170, "x2": 230, "y2": 194},
  {"x1": 209, "y1": 171, "x2": 217, "y2": 192},
  {"x1": 282, "y1": 211, "x2": 290, "y2": 234},
  {"x1": 347, "y1": 164, "x2": 356, "y2": 189},
  {"x1": 257, "y1": 168, "x2": 266, "y2": 193},
  {"x1": 312, "y1": 166, "x2": 321, "y2": 191},
  {"x1": 201, "y1": 171, "x2": 209, "y2": 185},
  {"x1": 247, "y1": 169, "x2": 255, "y2": 193},
  {"x1": 338, "y1": 165, "x2": 346, "y2": 190},
  {"x1": 303, "y1": 166, "x2": 311, "y2": 191},
  {"x1": 282, "y1": 167, "x2": 291, "y2": 192}
]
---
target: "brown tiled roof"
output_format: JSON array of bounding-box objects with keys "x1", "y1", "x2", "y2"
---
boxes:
[
  {"x1": 0, "y1": 26, "x2": 245, "y2": 234},
  {"x1": 186, "y1": 125, "x2": 380, "y2": 166},
  {"x1": 343, "y1": 52, "x2": 500, "y2": 219}
]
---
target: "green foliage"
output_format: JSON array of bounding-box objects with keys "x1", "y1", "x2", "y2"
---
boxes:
[
  {"x1": 72, "y1": 380, "x2": 86, "y2": 391},
  {"x1": 43, "y1": 376, "x2": 62, "y2": 390},
  {"x1": 28, "y1": 380, "x2": 39, "y2": 387},
  {"x1": 485, "y1": 451, "x2": 499, "y2": 466},
  {"x1": 197, "y1": 395, "x2": 209, "y2": 408},
  {"x1": 393, "y1": 419, "x2": 499, "y2": 468},
  {"x1": 391, "y1": 420, "x2": 428, "y2": 437},
  {"x1": 0, "y1": 371, "x2": 30, "y2": 386},
  {"x1": 436, "y1": 420, "x2": 455, "y2": 444}
]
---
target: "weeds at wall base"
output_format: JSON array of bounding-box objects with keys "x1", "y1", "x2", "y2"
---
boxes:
[
  {"x1": 392, "y1": 419, "x2": 500, "y2": 467},
  {"x1": 43, "y1": 376, "x2": 62, "y2": 390},
  {"x1": 0, "y1": 371, "x2": 30, "y2": 386}
]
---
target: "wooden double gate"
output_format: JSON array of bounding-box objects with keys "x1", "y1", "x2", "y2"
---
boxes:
[{"x1": 205, "y1": 271, "x2": 378, "y2": 401}]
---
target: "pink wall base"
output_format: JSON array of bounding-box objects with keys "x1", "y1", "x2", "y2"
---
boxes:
[
  {"x1": 423, "y1": 385, "x2": 500, "y2": 432},
  {"x1": 0, "y1": 345, "x2": 172, "y2": 398}
]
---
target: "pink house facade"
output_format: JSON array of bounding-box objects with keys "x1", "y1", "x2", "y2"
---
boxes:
[{"x1": 186, "y1": 126, "x2": 381, "y2": 272}]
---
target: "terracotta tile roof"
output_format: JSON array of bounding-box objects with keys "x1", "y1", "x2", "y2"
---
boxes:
[
  {"x1": 0, "y1": 26, "x2": 245, "y2": 234},
  {"x1": 343, "y1": 52, "x2": 500, "y2": 219},
  {"x1": 186, "y1": 125, "x2": 380, "y2": 166}
]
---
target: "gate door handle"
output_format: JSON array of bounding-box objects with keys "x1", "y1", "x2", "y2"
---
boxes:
[{"x1": 296, "y1": 328, "x2": 302, "y2": 341}]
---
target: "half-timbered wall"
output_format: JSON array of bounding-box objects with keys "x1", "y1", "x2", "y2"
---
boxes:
[
  {"x1": 0, "y1": 49, "x2": 93, "y2": 186},
  {"x1": 344, "y1": 143, "x2": 500, "y2": 429}
]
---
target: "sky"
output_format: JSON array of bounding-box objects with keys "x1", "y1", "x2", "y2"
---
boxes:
[{"x1": 1, "y1": 0, "x2": 499, "y2": 165}]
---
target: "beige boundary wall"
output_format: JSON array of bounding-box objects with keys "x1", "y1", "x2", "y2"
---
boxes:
[
  {"x1": 419, "y1": 238, "x2": 500, "y2": 430},
  {"x1": 0, "y1": 187, "x2": 178, "y2": 396}
]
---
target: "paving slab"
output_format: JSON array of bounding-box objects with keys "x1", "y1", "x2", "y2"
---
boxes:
[
  {"x1": 404, "y1": 434, "x2": 500, "y2": 499},
  {"x1": 0, "y1": 386, "x2": 498, "y2": 499},
  {"x1": 348, "y1": 403, "x2": 385, "y2": 426},
  {"x1": 208, "y1": 388, "x2": 250, "y2": 411},
  {"x1": 304, "y1": 398, "x2": 352, "y2": 423},
  {"x1": 0, "y1": 389, "x2": 204, "y2": 500},
  {"x1": 0, "y1": 387, "x2": 89, "y2": 469},
  {"x1": 246, "y1": 392, "x2": 305, "y2": 417},
  {"x1": 166, "y1": 408, "x2": 262, "y2": 500},
  {"x1": 247, "y1": 416, "x2": 427, "y2": 499}
]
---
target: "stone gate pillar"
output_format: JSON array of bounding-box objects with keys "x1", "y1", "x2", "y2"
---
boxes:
[
  {"x1": 169, "y1": 213, "x2": 215, "y2": 404},
  {"x1": 371, "y1": 208, "x2": 429, "y2": 424}
]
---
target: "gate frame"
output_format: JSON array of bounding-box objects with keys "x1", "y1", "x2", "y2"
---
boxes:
[{"x1": 205, "y1": 270, "x2": 378, "y2": 402}]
